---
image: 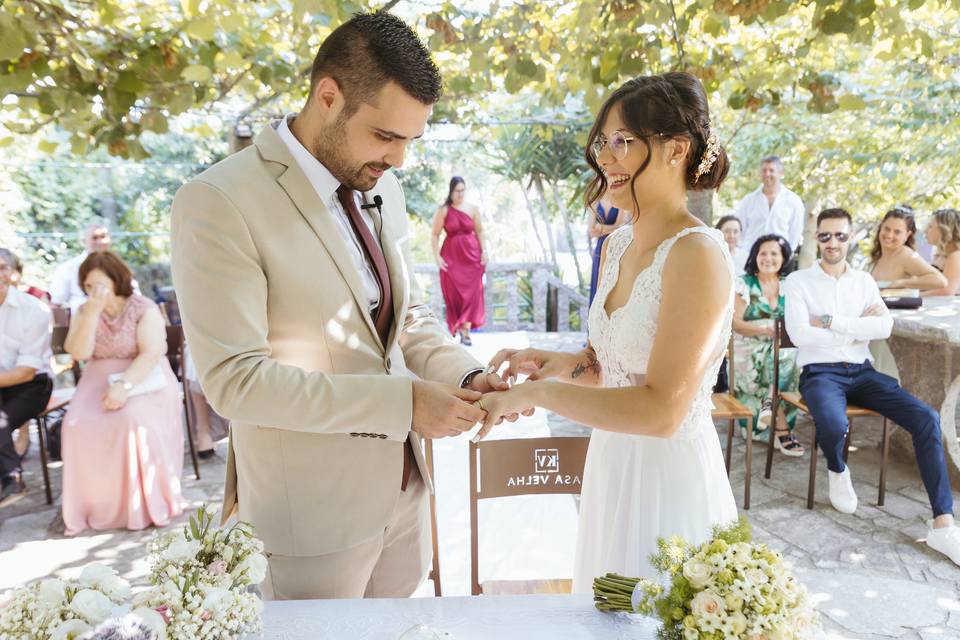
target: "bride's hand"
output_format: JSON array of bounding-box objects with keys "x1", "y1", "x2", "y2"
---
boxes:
[
  {"x1": 472, "y1": 384, "x2": 539, "y2": 442},
  {"x1": 487, "y1": 348, "x2": 572, "y2": 384}
]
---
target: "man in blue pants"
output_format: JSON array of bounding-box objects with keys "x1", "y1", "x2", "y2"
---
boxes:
[{"x1": 784, "y1": 207, "x2": 960, "y2": 565}]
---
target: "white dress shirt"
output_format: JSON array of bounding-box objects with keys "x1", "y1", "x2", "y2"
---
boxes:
[
  {"x1": 0, "y1": 286, "x2": 52, "y2": 377},
  {"x1": 733, "y1": 246, "x2": 749, "y2": 276},
  {"x1": 735, "y1": 185, "x2": 806, "y2": 252},
  {"x1": 49, "y1": 252, "x2": 88, "y2": 313},
  {"x1": 783, "y1": 262, "x2": 893, "y2": 369},
  {"x1": 276, "y1": 116, "x2": 382, "y2": 313}
]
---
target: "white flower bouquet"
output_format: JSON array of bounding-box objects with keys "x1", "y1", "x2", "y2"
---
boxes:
[
  {"x1": 0, "y1": 563, "x2": 131, "y2": 640},
  {"x1": 131, "y1": 504, "x2": 266, "y2": 639},
  {"x1": 594, "y1": 518, "x2": 820, "y2": 640}
]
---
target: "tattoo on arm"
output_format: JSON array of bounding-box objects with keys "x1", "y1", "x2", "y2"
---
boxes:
[{"x1": 571, "y1": 348, "x2": 601, "y2": 379}]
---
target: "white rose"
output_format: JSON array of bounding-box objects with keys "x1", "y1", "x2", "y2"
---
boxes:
[
  {"x1": 682, "y1": 561, "x2": 713, "y2": 589},
  {"x1": 78, "y1": 563, "x2": 116, "y2": 587},
  {"x1": 729, "y1": 611, "x2": 748, "y2": 635},
  {"x1": 232, "y1": 553, "x2": 268, "y2": 585},
  {"x1": 70, "y1": 588, "x2": 113, "y2": 624},
  {"x1": 161, "y1": 538, "x2": 202, "y2": 564},
  {"x1": 682, "y1": 628, "x2": 699, "y2": 640},
  {"x1": 200, "y1": 586, "x2": 235, "y2": 614},
  {"x1": 37, "y1": 578, "x2": 67, "y2": 608},
  {"x1": 745, "y1": 568, "x2": 769, "y2": 586},
  {"x1": 99, "y1": 575, "x2": 132, "y2": 602},
  {"x1": 690, "y1": 591, "x2": 725, "y2": 619},
  {"x1": 131, "y1": 607, "x2": 169, "y2": 640},
  {"x1": 50, "y1": 618, "x2": 92, "y2": 640}
]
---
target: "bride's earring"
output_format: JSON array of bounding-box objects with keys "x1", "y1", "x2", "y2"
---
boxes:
[{"x1": 670, "y1": 159, "x2": 678, "y2": 166}]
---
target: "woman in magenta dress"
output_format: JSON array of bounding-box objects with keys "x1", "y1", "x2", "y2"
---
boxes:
[
  {"x1": 431, "y1": 176, "x2": 487, "y2": 345},
  {"x1": 62, "y1": 251, "x2": 183, "y2": 535}
]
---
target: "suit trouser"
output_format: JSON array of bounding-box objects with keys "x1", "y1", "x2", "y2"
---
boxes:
[
  {"x1": 0, "y1": 375, "x2": 52, "y2": 477},
  {"x1": 261, "y1": 468, "x2": 432, "y2": 600},
  {"x1": 799, "y1": 360, "x2": 953, "y2": 518}
]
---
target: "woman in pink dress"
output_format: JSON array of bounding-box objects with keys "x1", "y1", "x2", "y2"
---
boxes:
[
  {"x1": 431, "y1": 176, "x2": 487, "y2": 345},
  {"x1": 62, "y1": 251, "x2": 183, "y2": 535}
]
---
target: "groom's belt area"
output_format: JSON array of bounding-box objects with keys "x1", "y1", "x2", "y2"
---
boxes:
[{"x1": 347, "y1": 432, "x2": 416, "y2": 491}]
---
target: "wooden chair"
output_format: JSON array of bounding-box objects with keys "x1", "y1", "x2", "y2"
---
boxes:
[
  {"x1": 33, "y1": 325, "x2": 76, "y2": 505},
  {"x1": 766, "y1": 318, "x2": 892, "y2": 509},
  {"x1": 166, "y1": 325, "x2": 201, "y2": 481},
  {"x1": 424, "y1": 438, "x2": 442, "y2": 596},
  {"x1": 469, "y1": 435, "x2": 589, "y2": 596},
  {"x1": 712, "y1": 333, "x2": 756, "y2": 509}
]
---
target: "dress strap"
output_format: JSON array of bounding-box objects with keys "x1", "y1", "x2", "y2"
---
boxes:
[{"x1": 654, "y1": 226, "x2": 733, "y2": 279}]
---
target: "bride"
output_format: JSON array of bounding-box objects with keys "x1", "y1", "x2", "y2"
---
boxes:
[{"x1": 479, "y1": 72, "x2": 738, "y2": 592}]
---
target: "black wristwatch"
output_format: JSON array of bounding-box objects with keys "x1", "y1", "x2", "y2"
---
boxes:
[{"x1": 461, "y1": 369, "x2": 484, "y2": 388}]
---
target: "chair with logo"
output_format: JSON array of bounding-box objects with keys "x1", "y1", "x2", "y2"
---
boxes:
[
  {"x1": 469, "y1": 435, "x2": 590, "y2": 596},
  {"x1": 711, "y1": 334, "x2": 756, "y2": 508},
  {"x1": 765, "y1": 318, "x2": 892, "y2": 509}
]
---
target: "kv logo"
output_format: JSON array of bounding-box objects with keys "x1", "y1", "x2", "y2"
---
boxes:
[{"x1": 534, "y1": 448, "x2": 559, "y2": 474}]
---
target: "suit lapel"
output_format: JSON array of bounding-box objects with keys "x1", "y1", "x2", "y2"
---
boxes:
[{"x1": 256, "y1": 123, "x2": 380, "y2": 347}]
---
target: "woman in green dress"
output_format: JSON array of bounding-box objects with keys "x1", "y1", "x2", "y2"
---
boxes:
[{"x1": 732, "y1": 233, "x2": 804, "y2": 456}]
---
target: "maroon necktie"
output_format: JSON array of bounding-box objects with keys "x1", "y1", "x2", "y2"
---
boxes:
[
  {"x1": 336, "y1": 186, "x2": 394, "y2": 346},
  {"x1": 336, "y1": 186, "x2": 414, "y2": 490}
]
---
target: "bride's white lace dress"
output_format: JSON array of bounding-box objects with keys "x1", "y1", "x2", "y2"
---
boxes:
[{"x1": 572, "y1": 225, "x2": 739, "y2": 593}]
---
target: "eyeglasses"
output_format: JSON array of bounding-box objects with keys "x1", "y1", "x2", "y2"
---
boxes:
[
  {"x1": 589, "y1": 130, "x2": 636, "y2": 161},
  {"x1": 816, "y1": 232, "x2": 850, "y2": 243}
]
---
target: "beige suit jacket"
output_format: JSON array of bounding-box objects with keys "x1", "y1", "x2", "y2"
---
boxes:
[{"x1": 170, "y1": 121, "x2": 480, "y2": 557}]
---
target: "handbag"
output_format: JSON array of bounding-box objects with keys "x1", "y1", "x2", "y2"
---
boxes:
[
  {"x1": 108, "y1": 363, "x2": 169, "y2": 397},
  {"x1": 881, "y1": 288, "x2": 922, "y2": 310}
]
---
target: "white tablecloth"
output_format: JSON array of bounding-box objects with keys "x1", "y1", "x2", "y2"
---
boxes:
[{"x1": 250, "y1": 594, "x2": 657, "y2": 639}]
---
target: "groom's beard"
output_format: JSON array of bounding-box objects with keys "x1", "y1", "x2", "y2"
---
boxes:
[{"x1": 312, "y1": 121, "x2": 390, "y2": 192}]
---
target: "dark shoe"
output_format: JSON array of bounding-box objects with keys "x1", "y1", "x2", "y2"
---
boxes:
[
  {"x1": 14, "y1": 426, "x2": 30, "y2": 459},
  {"x1": 198, "y1": 449, "x2": 215, "y2": 460},
  {"x1": 0, "y1": 472, "x2": 26, "y2": 508},
  {"x1": 774, "y1": 431, "x2": 805, "y2": 457},
  {"x1": 460, "y1": 334, "x2": 473, "y2": 346}
]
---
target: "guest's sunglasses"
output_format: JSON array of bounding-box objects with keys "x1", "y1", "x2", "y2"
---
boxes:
[{"x1": 816, "y1": 232, "x2": 850, "y2": 243}]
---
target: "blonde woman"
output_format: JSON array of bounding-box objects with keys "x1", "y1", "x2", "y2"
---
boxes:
[{"x1": 923, "y1": 208, "x2": 960, "y2": 296}]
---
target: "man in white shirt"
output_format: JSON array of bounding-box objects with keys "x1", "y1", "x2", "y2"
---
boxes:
[
  {"x1": 735, "y1": 156, "x2": 806, "y2": 253},
  {"x1": 0, "y1": 248, "x2": 53, "y2": 507},
  {"x1": 784, "y1": 208, "x2": 960, "y2": 565},
  {"x1": 49, "y1": 221, "x2": 113, "y2": 313}
]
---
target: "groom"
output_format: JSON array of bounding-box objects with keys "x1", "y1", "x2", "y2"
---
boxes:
[{"x1": 171, "y1": 12, "x2": 507, "y2": 600}]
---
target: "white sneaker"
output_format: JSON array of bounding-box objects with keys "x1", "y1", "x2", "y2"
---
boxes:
[
  {"x1": 927, "y1": 525, "x2": 960, "y2": 566},
  {"x1": 757, "y1": 398, "x2": 773, "y2": 430},
  {"x1": 828, "y1": 466, "x2": 858, "y2": 514}
]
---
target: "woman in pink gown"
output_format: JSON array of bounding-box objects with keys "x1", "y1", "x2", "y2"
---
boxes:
[
  {"x1": 62, "y1": 251, "x2": 183, "y2": 535},
  {"x1": 431, "y1": 176, "x2": 487, "y2": 345}
]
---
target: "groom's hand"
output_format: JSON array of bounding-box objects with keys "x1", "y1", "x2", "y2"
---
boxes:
[
  {"x1": 465, "y1": 369, "x2": 510, "y2": 394},
  {"x1": 412, "y1": 381, "x2": 485, "y2": 439}
]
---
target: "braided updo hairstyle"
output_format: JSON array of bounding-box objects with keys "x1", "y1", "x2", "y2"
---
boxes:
[{"x1": 584, "y1": 72, "x2": 730, "y2": 214}]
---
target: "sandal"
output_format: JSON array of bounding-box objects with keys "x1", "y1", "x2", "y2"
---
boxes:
[{"x1": 774, "y1": 430, "x2": 804, "y2": 457}]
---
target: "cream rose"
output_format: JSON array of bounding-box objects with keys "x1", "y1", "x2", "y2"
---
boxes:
[
  {"x1": 37, "y1": 578, "x2": 67, "y2": 608},
  {"x1": 50, "y1": 618, "x2": 92, "y2": 640},
  {"x1": 78, "y1": 563, "x2": 115, "y2": 587},
  {"x1": 201, "y1": 585, "x2": 235, "y2": 614},
  {"x1": 682, "y1": 561, "x2": 713, "y2": 589},
  {"x1": 745, "y1": 568, "x2": 769, "y2": 585},
  {"x1": 99, "y1": 575, "x2": 132, "y2": 602},
  {"x1": 690, "y1": 590, "x2": 725, "y2": 618},
  {"x1": 161, "y1": 538, "x2": 202, "y2": 563},
  {"x1": 70, "y1": 589, "x2": 113, "y2": 623},
  {"x1": 232, "y1": 552, "x2": 268, "y2": 585}
]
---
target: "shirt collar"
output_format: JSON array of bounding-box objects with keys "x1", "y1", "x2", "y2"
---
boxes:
[
  {"x1": 815, "y1": 260, "x2": 851, "y2": 280},
  {"x1": 276, "y1": 115, "x2": 341, "y2": 203},
  {"x1": 1, "y1": 285, "x2": 22, "y2": 309}
]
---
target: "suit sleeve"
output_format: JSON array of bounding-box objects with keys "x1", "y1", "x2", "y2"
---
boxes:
[{"x1": 170, "y1": 180, "x2": 412, "y2": 442}]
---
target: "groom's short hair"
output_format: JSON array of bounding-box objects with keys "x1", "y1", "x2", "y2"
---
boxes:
[{"x1": 309, "y1": 11, "x2": 443, "y2": 115}]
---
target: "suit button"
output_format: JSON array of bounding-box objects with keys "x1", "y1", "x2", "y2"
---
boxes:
[
  {"x1": 379, "y1": 434, "x2": 387, "y2": 439},
  {"x1": 385, "y1": 357, "x2": 392, "y2": 371},
  {"x1": 349, "y1": 433, "x2": 358, "y2": 437}
]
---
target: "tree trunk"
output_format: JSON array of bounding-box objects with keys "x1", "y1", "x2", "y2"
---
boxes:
[
  {"x1": 519, "y1": 184, "x2": 549, "y2": 262},
  {"x1": 529, "y1": 176, "x2": 559, "y2": 270},
  {"x1": 686, "y1": 189, "x2": 714, "y2": 225},
  {"x1": 545, "y1": 178, "x2": 586, "y2": 293}
]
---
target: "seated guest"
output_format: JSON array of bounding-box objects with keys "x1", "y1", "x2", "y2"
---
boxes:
[
  {"x1": 784, "y1": 208, "x2": 960, "y2": 564},
  {"x1": 4, "y1": 251, "x2": 52, "y2": 304},
  {"x1": 732, "y1": 234, "x2": 803, "y2": 456},
  {"x1": 923, "y1": 208, "x2": 960, "y2": 296},
  {"x1": 62, "y1": 251, "x2": 183, "y2": 535},
  {"x1": 50, "y1": 221, "x2": 114, "y2": 314},
  {"x1": 0, "y1": 248, "x2": 53, "y2": 507},
  {"x1": 716, "y1": 215, "x2": 749, "y2": 276},
  {"x1": 867, "y1": 207, "x2": 946, "y2": 381}
]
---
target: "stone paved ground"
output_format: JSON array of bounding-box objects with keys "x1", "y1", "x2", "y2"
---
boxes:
[{"x1": 1, "y1": 331, "x2": 958, "y2": 639}]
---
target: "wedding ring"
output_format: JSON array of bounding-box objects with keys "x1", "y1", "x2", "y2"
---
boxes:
[
  {"x1": 474, "y1": 399, "x2": 486, "y2": 412},
  {"x1": 484, "y1": 365, "x2": 497, "y2": 375}
]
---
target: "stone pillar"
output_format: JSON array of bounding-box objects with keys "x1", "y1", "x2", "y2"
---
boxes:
[{"x1": 532, "y1": 268, "x2": 548, "y2": 331}]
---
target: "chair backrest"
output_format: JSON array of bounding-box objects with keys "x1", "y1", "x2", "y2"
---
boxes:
[
  {"x1": 50, "y1": 325, "x2": 82, "y2": 384},
  {"x1": 771, "y1": 318, "x2": 794, "y2": 403},
  {"x1": 725, "y1": 331, "x2": 736, "y2": 392},
  {"x1": 51, "y1": 306, "x2": 71, "y2": 327},
  {"x1": 165, "y1": 325, "x2": 185, "y2": 379},
  {"x1": 469, "y1": 435, "x2": 590, "y2": 594}
]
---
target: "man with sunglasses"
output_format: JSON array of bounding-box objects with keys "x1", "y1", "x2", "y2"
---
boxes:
[{"x1": 783, "y1": 208, "x2": 960, "y2": 566}]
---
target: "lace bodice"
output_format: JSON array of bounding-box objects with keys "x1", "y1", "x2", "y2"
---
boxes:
[
  {"x1": 90, "y1": 294, "x2": 155, "y2": 360},
  {"x1": 588, "y1": 225, "x2": 734, "y2": 440}
]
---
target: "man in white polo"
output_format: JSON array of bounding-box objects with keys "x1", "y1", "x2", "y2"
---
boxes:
[{"x1": 735, "y1": 155, "x2": 806, "y2": 253}]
